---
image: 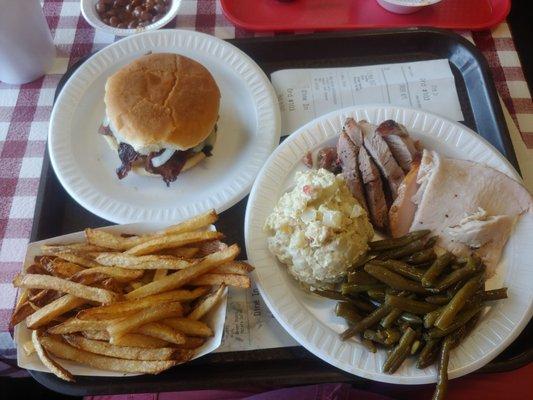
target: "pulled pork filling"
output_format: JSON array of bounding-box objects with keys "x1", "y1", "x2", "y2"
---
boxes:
[{"x1": 99, "y1": 124, "x2": 214, "y2": 186}]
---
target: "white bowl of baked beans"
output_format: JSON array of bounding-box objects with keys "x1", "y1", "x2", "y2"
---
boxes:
[{"x1": 81, "y1": 0, "x2": 181, "y2": 36}]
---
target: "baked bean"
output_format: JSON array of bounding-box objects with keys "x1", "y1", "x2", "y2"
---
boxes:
[
  {"x1": 96, "y1": 0, "x2": 171, "y2": 29},
  {"x1": 96, "y1": 1, "x2": 107, "y2": 13}
]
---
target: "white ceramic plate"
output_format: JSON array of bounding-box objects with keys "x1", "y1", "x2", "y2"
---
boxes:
[
  {"x1": 49, "y1": 29, "x2": 280, "y2": 224},
  {"x1": 245, "y1": 105, "x2": 533, "y2": 384},
  {"x1": 81, "y1": 0, "x2": 182, "y2": 36}
]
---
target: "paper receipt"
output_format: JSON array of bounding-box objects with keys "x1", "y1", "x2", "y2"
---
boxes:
[
  {"x1": 271, "y1": 59, "x2": 464, "y2": 135},
  {"x1": 217, "y1": 283, "x2": 298, "y2": 352}
]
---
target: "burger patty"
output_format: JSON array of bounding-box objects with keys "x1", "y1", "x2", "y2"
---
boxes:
[
  {"x1": 113, "y1": 141, "x2": 212, "y2": 186},
  {"x1": 99, "y1": 124, "x2": 214, "y2": 186}
]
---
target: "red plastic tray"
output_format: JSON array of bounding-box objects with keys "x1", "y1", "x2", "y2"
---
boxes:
[{"x1": 221, "y1": 0, "x2": 510, "y2": 32}]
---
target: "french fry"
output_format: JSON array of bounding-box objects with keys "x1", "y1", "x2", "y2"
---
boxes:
[
  {"x1": 162, "y1": 209, "x2": 218, "y2": 235},
  {"x1": 163, "y1": 318, "x2": 213, "y2": 337},
  {"x1": 153, "y1": 269, "x2": 167, "y2": 281},
  {"x1": 42, "y1": 260, "x2": 85, "y2": 278},
  {"x1": 189, "y1": 273, "x2": 251, "y2": 288},
  {"x1": 107, "y1": 302, "x2": 184, "y2": 340},
  {"x1": 41, "y1": 243, "x2": 111, "y2": 254},
  {"x1": 26, "y1": 295, "x2": 86, "y2": 329},
  {"x1": 10, "y1": 301, "x2": 37, "y2": 328},
  {"x1": 130, "y1": 282, "x2": 143, "y2": 290},
  {"x1": 32, "y1": 331, "x2": 75, "y2": 382},
  {"x1": 82, "y1": 330, "x2": 110, "y2": 341},
  {"x1": 29, "y1": 289, "x2": 61, "y2": 307},
  {"x1": 54, "y1": 253, "x2": 102, "y2": 269},
  {"x1": 124, "y1": 231, "x2": 223, "y2": 256},
  {"x1": 188, "y1": 285, "x2": 226, "y2": 321},
  {"x1": 14, "y1": 289, "x2": 29, "y2": 312},
  {"x1": 85, "y1": 229, "x2": 136, "y2": 251},
  {"x1": 197, "y1": 240, "x2": 228, "y2": 257},
  {"x1": 160, "y1": 247, "x2": 199, "y2": 258},
  {"x1": 211, "y1": 261, "x2": 254, "y2": 275},
  {"x1": 72, "y1": 267, "x2": 144, "y2": 282},
  {"x1": 95, "y1": 253, "x2": 195, "y2": 270},
  {"x1": 63, "y1": 335, "x2": 191, "y2": 361},
  {"x1": 174, "y1": 336, "x2": 205, "y2": 350},
  {"x1": 40, "y1": 335, "x2": 177, "y2": 374},
  {"x1": 14, "y1": 274, "x2": 119, "y2": 304},
  {"x1": 77, "y1": 288, "x2": 209, "y2": 321},
  {"x1": 125, "y1": 245, "x2": 239, "y2": 299},
  {"x1": 48, "y1": 318, "x2": 110, "y2": 334},
  {"x1": 135, "y1": 323, "x2": 186, "y2": 346},
  {"x1": 112, "y1": 333, "x2": 170, "y2": 349}
]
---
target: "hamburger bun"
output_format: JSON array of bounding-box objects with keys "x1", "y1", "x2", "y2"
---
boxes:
[{"x1": 104, "y1": 53, "x2": 220, "y2": 154}]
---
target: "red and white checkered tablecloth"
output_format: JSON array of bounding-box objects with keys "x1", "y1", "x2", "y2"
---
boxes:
[{"x1": 0, "y1": 0, "x2": 532, "y2": 375}]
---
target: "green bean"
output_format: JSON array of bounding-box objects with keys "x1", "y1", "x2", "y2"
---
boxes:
[
  {"x1": 411, "y1": 340, "x2": 422, "y2": 355},
  {"x1": 347, "y1": 297, "x2": 376, "y2": 313},
  {"x1": 400, "y1": 312, "x2": 423, "y2": 325},
  {"x1": 427, "y1": 303, "x2": 484, "y2": 339},
  {"x1": 376, "y1": 237, "x2": 436, "y2": 260},
  {"x1": 341, "y1": 304, "x2": 392, "y2": 341},
  {"x1": 341, "y1": 283, "x2": 385, "y2": 295},
  {"x1": 369, "y1": 230, "x2": 431, "y2": 251},
  {"x1": 383, "y1": 327, "x2": 417, "y2": 373},
  {"x1": 381, "y1": 308, "x2": 403, "y2": 328},
  {"x1": 361, "y1": 336, "x2": 377, "y2": 353},
  {"x1": 313, "y1": 289, "x2": 345, "y2": 301},
  {"x1": 434, "y1": 275, "x2": 483, "y2": 330},
  {"x1": 366, "y1": 289, "x2": 386, "y2": 301},
  {"x1": 364, "y1": 329, "x2": 391, "y2": 346},
  {"x1": 432, "y1": 336, "x2": 452, "y2": 400},
  {"x1": 433, "y1": 258, "x2": 482, "y2": 292},
  {"x1": 335, "y1": 302, "x2": 363, "y2": 325},
  {"x1": 348, "y1": 253, "x2": 376, "y2": 272},
  {"x1": 479, "y1": 288, "x2": 508, "y2": 302},
  {"x1": 422, "y1": 253, "x2": 454, "y2": 288},
  {"x1": 385, "y1": 294, "x2": 438, "y2": 314},
  {"x1": 371, "y1": 259, "x2": 425, "y2": 281},
  {"x1": 379, "y1": 328, "x2": 401, "y2": 346},
  {"x1": 425, "y1": 295, "x2": 451, "y2": 305},
  {"x1": 348, "y1": 270, "x2": 379, "y2": 285},
  {"x1": 364, "y1": 264, "x2": 429, "y2": 293},
  {"x1": 404, "y1": 247, "x2": 437, "y2": 265},
  {"x1": 417, "y1": 339, "x2": 440, "y2": 369},
  {"x1": 424, "y1": 308, "x2": 441, "y2": 329}
]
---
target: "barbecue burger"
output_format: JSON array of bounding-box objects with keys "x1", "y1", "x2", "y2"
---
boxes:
[{"x1": 99, "y1": 53, "x2": 220, "y2": 185}]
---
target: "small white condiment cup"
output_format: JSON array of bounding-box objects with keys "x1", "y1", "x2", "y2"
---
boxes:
[
  {"x1": 80, "y1": 0, "x2": 182, "y2": 37},
  {"x1": 376, "y1": 0, "x2": 442, "y2": 14}
]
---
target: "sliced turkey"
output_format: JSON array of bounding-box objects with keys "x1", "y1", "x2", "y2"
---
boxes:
[
  {"x1": 358, "y1": 146, "x2": 388, "y2": 231},
  {"x1": 409, "y1": 150, "x2": 532, "y2": 273},
  {"x1": 389, "y1": 159, "x2": 420, "y2": 238}
]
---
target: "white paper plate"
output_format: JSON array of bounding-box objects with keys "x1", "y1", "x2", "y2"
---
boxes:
[
  {"x1": 15, "y1": 222, "x2": 227, "y2": 377},
  {"x1": 245, "y1": 105, "x2": 533, "y2": 385},
  {"x1": 49, "y1": 29, "x2": 280, "y2": 224}
]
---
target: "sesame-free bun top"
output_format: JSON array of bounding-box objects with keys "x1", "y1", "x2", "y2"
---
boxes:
[{"x1": 104, "y1": 53, "x2": 220, "y2": 154}]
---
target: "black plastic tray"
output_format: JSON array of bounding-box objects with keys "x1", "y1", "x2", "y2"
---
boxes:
[{"x1": 29, "y1": 28, "x2": 531, "y2": 396}]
